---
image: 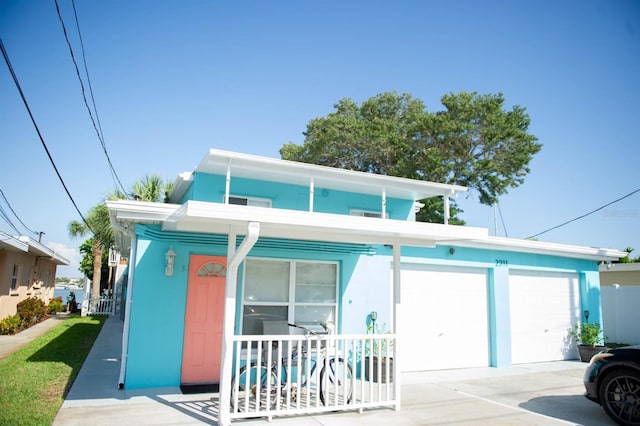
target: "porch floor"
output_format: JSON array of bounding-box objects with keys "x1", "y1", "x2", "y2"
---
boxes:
[{"x1": 53, "y1": 317, "x2": 611, "y2": 426}]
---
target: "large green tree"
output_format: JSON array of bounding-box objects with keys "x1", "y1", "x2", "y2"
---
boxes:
[{"x1": 280, "y1": 91, "x2": 541, "y2": 223}]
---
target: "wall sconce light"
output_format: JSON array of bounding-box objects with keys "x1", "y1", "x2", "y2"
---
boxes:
[
  {"x1": 165, "y1": 246, "x2": 176, "y2": 277},
  {"x1": 583, "y1": 310, "x2": 590, "y2": 323}
]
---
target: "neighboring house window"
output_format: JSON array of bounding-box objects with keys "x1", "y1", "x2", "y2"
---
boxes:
[
  {"x1": 228, "y1": 196, "x2": 271, "y2": 208},
  {"x1": 241, "y1": 258, "x2": 338, "y2": 336},
  {"x1": 10, "y1": 264, "x2": 20, "y2": 291},
  {"x1": 350, "y1": 209, "x2": 387, "y2": 218}
]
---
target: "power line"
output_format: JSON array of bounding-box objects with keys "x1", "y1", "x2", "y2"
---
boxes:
[
  {"x1": 497, "y1": 202, "x2": 509, "y2": 238},
  {"x1": 0, "y1": 189, "x2": 38, "y2": 235},
  {"x1": 0, "y1": 36, "x2": 96, "y2": 235},
  {"x1": 527, "y1": 187, "x2": 640, "y2": 240},
  {"x1": 54, "y1": 0, "x2": 128, "y2": 196}
]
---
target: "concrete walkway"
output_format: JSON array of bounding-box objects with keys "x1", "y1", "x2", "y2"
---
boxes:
[
  {"x1": 0, "y1": 312, "x2": 71, "y2": 361},
  {"x1": 51, "y1": 316, "x2": 616, "y2": 425}
]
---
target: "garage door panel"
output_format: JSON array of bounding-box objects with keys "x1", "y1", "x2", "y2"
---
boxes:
[
  {"x1": 399, "y1": 266, "x2": 489, "y2": 371},
  {"x1": 509, "y1": 271, "x2": 580, "y2": 364}
]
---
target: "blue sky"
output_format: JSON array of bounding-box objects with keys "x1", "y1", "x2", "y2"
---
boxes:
[{"x1": 1, "y1": 0, "x2": 639, "y2": 278}]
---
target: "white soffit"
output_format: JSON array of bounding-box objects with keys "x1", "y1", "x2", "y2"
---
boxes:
[
  {"x1": 190, "y1": 148, "x2": 467, "y2": 200},
  {"x1": 162, "y1": 201, "x2": 487, "y2": 246},
  {"x1": 106, "y1": 200, "x2": 625, "y2": 261},
  {"x1": 460, "y1": 236, "x2": 627, "y2": 262}
]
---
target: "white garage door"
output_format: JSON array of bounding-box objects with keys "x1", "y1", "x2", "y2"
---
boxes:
[
  {"x1": 509, "y1": 270, "x2": 580, "y2": 364},
  {"x1": 398, "y1": 264, "x2": 489, "y2": 371}
]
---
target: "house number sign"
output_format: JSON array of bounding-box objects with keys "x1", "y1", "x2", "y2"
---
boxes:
[{"x1": 495, "y1": 259, "x2": 509, "y2": 267}]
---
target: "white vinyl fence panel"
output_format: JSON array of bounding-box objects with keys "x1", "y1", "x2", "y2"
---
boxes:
[{"x1": 601, "y1": 285, "x2": 640, "y2": 345}]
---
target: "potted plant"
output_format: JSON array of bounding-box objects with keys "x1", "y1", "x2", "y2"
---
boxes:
[
  {"x1": 569, "y1": 322, "x2": 608, "y2": 362},
  {"x1": 364, "y1": 323, "x2": 394, "y2": 382}
]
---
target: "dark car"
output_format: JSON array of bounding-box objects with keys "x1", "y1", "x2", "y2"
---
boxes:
[{"x1": 583, "y1": 345, "x2": 640, "y2": 425}]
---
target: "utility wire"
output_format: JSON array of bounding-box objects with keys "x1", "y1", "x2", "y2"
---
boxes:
[
  {"x1": 497, "y1": 202, "x2": 509, "y2": 238},
  {"x1": 54, "y1": 0, "x2": 128, "y2": 196},
  {"x1": 0, "y1": 204, "x2": 21, "y2": 235},
  {"x1": 527, "y1": 187, "x2": 640, "y2": 240},
  {"x1": 71, "y1": 0, "x2": 104, "y2": 142},
  {"x1": 0, "y1": 36, "x2": 96, "y2": 235},
  {"x1": 0, "y1": 189, "x2": 38, "y2": 235}
]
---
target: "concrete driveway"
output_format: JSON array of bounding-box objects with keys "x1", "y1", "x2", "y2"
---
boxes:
[{"x1": 53, "y1": 318, "x2": 615, "y2": 425}]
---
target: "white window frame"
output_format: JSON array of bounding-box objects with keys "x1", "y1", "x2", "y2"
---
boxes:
[
  {"x1": 350, "y1": 209, "x2": 388, "y2": 218},
  {"x1": 240, "y1": 257, "x2": 339, "y2": 335},
  {"x1": 228, "y1": 195, "x2": 272, "y2": 208}
]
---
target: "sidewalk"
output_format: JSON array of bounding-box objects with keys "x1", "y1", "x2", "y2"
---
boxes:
[
  {"x1": 0, "y1": 312, "x2": 71, "y2": 361},
  {"x1": 53, "y1": 316, "x2": 614, "y2": 426}
]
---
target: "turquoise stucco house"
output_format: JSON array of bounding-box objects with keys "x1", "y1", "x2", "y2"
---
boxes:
[{"x1": 107, "y1": 148, "x2": 624, "y2": 423}]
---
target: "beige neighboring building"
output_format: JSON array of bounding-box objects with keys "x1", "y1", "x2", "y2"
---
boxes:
[
  {"x1": 0, "y1": 232, "x2": 70, "y2": 319},
  {"x1": 599, "y1": 262, "x2": 640, "y2": 286}
]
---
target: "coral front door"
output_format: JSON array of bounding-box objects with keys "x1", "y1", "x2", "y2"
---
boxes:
[{"x1": 181, "y1": 255, "x2": 227, "y2": 384}]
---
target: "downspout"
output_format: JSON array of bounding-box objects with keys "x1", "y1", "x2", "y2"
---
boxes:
[
  {"x1": 112, "y1": 221, "x2": 137, "y2": 390},
  {"x1": 392, "y1": 243, "x2": 401, "y2": 411},
  {"x1": 219, "y1": 222, "x2": 260, "y2": 426}
]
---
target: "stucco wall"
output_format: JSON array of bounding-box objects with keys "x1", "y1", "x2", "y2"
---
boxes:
[{"x1": 123, "y1": 224, "x2": 604, "y2": 389}]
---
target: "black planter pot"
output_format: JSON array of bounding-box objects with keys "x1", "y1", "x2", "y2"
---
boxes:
[
  {"x1": 578, "y1": 345, "x2": 607, "y2": 362},
  {"x1": 364, "y1": 356, "x2": 394, "y2": 383}
]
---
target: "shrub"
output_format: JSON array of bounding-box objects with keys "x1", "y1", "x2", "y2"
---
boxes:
[
  {"x1": 48, "y1": 297, "x2": 64, "y2": 314},
  {"x1": 0, "y1": 315, "x2": 22, "y2": 335},
  {"x1": 16, "y1": 297, "x2": 47, "y2": 326}
]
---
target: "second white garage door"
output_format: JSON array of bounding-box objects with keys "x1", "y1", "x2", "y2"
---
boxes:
[
  {"x1": 509, "y1": 270, "x2": 581, "y2": 364},
  {"x1": 398, "y1": 264, "x2": 490, "y2": 371}
]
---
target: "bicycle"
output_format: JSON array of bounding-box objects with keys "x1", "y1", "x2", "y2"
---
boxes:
[{"x1": 230, "y1": 323, "x2": 353, "y2": 411}]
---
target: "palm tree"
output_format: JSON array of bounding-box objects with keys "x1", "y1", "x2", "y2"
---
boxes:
[
  {"x1": 69, "y1": 174, "x2": 172, "y2": 311},
  {"x1": 68, "y1": 203, "x2": 113, "y2": 310}
]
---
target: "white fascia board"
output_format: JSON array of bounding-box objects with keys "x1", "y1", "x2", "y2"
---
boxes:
[
  {"x1": 458, "y1": 236, "x2": 627, "y2": 262},
  {"x1": 106, "y1": 200, "x2": 180, "y2": 226},
  {"x1": 191, "y1": 148, "x2": 467, "y2": 200},
  {"x1": 15, "y1": 236, "x2": 70, "y2": 265},
  {"x1": 0, "y1": 232, "x2": 28, "y2": 252},
  {"x1": 168, "y1": 172, "x2": 194, "y2": 203},
  {"x1": 162, "y1": 200, "x2": 487, "y2": 247}
]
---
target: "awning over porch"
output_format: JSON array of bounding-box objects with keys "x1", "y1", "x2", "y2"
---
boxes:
[{"x1": 106, "y1": 199, "x2": 488, "y2": 249}]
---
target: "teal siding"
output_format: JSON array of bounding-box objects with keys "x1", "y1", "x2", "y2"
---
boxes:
[{"x1": 189, "y1": 172, "x2": 414, "y2": 219}]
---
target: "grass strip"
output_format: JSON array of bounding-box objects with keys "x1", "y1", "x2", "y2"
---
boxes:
[{"x1": 0, "y1": 315, "x2": 106, "y2": 426}]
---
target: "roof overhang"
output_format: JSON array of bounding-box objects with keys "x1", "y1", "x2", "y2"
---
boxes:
[
  {"x1": 107, "y1": 199, "x2": 487, "y2": 248},
  {"x1": 458, "y1": 236, "x2": 627, "y2": 262},
  {"x1": 106, "y1": 200, "x2": 626, "y2": 263},
  {"x1": 0, "y1": 231, "x2": 29, "y2": 252},
  {"x1": 170, "y1": 149, "x2": 468, "y2": 202},
  {"x1": 16, "y1": 236, "x2": 70, "y2": 265}
]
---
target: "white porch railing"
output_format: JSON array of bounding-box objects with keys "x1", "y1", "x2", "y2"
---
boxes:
[
  {"x1": 229, "y1": 333, "x2": 397, "y2": 422},
  {"x1": 89, "y1": 296, "x2": 115, "y2": 316}
]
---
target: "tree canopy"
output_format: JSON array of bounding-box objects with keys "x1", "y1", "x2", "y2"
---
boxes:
[{"x1": 280, "y1": 91, "x2": 541, "y2": 223}]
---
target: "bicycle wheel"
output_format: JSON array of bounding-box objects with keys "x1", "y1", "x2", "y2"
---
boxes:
[
  {"x1": 230, "y1": 362, "x2": 278, "y2": 411},
  {"x1": 319, "y1": 358, "x2": 353, "y2": 405}
]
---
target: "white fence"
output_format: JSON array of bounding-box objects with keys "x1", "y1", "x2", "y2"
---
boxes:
[
  {"x1": 229, "y1": 333, "x2": 398, "y2": 422},
  {"x1": 601, "y1": 285, "x2": 640, "y2": 345},
  {"x1": 88, "y1": 296, "x2": 115, "y2": 316}
]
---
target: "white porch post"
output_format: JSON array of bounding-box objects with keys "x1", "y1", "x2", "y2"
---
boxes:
[
  {"x1": 219, "y1": 222, "x2": 260, "y2": 426},
  {"x1": 444, "y1": 195, "x2": 450, "y2": 225},
  {"x1": 309, "y1": 178, "x2": 314, "y2": 212},
  {"x1": 382, "y1": 188, "x2": 387, "y2": 220},
  {"x1": 392, "y1": 243, "x2": 401, "y2": 410},
  {"x1": 224, "y1": 160, "x2": 232, "y2": 204}
]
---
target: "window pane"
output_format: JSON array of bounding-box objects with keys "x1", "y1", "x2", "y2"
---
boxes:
[
  {"x1": 295, "y1": 262, "x2": 336, "y2": 303},
  {"x1": 242, "y1": 306, "x2": 288, "y2": 335},
  {"x1": 294, "y1": 306, "x2": 336, "y2": 327},
  {"x1": 295, "y1": 285, "x2": 336, "y2": 303},
  {"x1": 244, "y1": 259, "x2": 289, "y2": 302},
  {"x1": 296, "y1": 262, "x2": 336, "y2": 285}
]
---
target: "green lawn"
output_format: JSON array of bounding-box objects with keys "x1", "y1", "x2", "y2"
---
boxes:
[{"x1": 0, "y1": 315, "x2": 106, "y2": 426}]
